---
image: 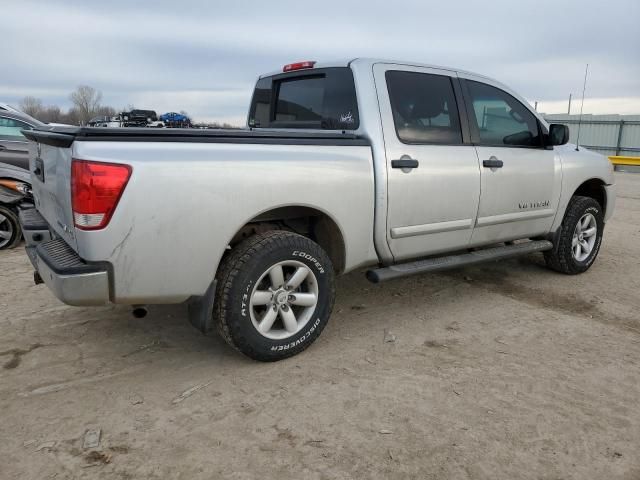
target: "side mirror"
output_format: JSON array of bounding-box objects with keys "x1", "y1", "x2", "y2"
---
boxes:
[{"x1": 548, "y1": 123, "x2": 569, "y2": 146}]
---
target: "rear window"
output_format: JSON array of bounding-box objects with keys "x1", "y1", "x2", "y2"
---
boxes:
[{"x1": 249, "y1": 67, "x2": 359, "y2": 130}]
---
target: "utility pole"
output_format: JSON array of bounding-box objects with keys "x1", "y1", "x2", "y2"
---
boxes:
[{"x1": 568, "y1": 94, "x2": 572, "y2": 115}]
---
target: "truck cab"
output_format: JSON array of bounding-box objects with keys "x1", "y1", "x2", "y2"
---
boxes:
[{"x1": 248, "y1": 59, "x2": 614, "y2": 265}]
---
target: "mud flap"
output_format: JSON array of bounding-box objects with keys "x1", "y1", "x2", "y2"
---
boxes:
[{"x1": 187, "y1": 280, "x2": 217, "y2": 334}]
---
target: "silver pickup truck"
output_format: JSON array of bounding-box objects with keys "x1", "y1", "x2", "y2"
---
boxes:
[{"x1": 21, "y1": 58, "x2": 615, "y2": 361}]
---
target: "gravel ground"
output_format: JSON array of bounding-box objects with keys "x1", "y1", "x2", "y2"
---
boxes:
[{"x1": 1, "y1": 172, "x2": 639, "y2": 480}]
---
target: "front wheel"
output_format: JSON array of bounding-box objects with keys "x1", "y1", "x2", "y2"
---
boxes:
[
  {"x1": 214, "y1": 231, "x2": 335, "y2": 361},
  {"x1": 0, "y1": 205, "x2": 21, "y2": 250},
  {"x1": 544, "y1": 196, "x2": 604, "y2": 274}
]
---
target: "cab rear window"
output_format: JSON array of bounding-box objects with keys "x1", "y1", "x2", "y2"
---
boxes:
[{"x1": 249, "y1": 67, "x2": 359, "y2": 130}]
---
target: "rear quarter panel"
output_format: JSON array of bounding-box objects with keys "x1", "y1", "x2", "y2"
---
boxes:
[{"x1": 72, "y1": 140, "x2": 376, "y2": 304}]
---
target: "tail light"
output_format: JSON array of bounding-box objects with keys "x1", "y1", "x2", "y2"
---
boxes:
[
  {"x1": 71, "y1": 159, "x2": 132, "y2": 230},
  {"x1": 283, "y1": 61, "x2": 316, "y2": 72}
]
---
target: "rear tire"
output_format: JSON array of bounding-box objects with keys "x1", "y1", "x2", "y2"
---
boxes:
[
  {"x1": 544, "y1": 196, "x2": 604, "y2": 274},
  {"x1": 0, "y1": 205, "x2": 21, "y2": 250},
  {"x1": 213, "y1": 231, "x2": 335, "y2": 361}
]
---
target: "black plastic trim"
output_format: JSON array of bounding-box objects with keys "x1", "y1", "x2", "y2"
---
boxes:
[
  {"x1": 22, "y1": 127, "x2": 370, "y2": 147},
  {"x1": 452, "y1": 77, "x2": 472, "y2": 144},
  {"x1": 391, "y1": 159, "x2": 419, "y2": 169},
  {"x1": 22, "y1": 129, "x2": 76, "y2": 148},
  {"x1": 35, "y1": 238, "x2": 106, "y2": 275},
  {"x1": 19, "y1": 207, "x2": 48, "y2": 231}
]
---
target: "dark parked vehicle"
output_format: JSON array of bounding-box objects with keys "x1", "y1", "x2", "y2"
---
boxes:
[
  {"x1": 0, "y1": 162, "x2": 33, "y2": 249},
  {"x1": 121, "y1": 109, "x2": 158, "y2": 127},
  {"x1": 0, "y1": 110, "x2": 40, "y2": 248}
]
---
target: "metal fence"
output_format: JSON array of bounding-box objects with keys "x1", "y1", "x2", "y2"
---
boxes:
[{"x1": 543, "y1": 114, "x2": 640, "y2": 157}]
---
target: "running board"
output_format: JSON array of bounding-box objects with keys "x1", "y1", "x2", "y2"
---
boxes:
[{"x1": 366, "y1": 240, "x2": 553, "y2": 283}]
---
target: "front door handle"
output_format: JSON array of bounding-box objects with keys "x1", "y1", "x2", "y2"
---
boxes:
[
  {"x1": 391, "y1": 157, "x2": 419, "y2": 169},
  {"x1": 483, "y1": 157, "x2": 503, "y2": 168}
]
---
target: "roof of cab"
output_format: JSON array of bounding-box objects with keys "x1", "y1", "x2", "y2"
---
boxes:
[{"x1": 259, "y1": 57, "x2": 494, "y2": 82}]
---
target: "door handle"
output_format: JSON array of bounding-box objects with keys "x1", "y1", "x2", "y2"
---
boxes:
[
  {"x1": 482, "y1": 157, "x2": 503, "y2": 168},
  {"x1": 0, "y1": 145, "x2": 6, "y2": 150},
  {"x1": 391, "y1": 157, "x2": 419, "y2": 169}
]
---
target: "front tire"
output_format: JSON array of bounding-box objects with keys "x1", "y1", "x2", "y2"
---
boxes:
[
  {"x1": 544, "y1": 196, "x2": 604, "y2": 274},
  {"x1": 214, "y1": 231, "x2": 335, "y2": 361},
  {"x1": 0, "y1": 205, "x2": 21, "y2": 250}
]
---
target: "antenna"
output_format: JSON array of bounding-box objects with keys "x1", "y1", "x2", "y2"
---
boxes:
[{"x1": 575, "y1": 64, "x2": 589, "y2": 151}]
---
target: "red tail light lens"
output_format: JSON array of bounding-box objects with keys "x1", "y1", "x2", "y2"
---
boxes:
[
  {"x1": 283, "y1": 61, "x2": 316, "y2": 72},
  {"x1": 71, "y1": 159, "x2": 132, "y2": 230}
]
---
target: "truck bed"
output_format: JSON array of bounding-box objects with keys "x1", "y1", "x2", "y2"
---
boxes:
[{"x1": 21, "y1": 126, "x2": 377, "y2": 304}]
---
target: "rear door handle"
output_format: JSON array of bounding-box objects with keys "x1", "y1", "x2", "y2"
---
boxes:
[
  {"x1": 482, "y1": 157, "x2": 503, "y2": 168},
  {"x1": 391, "y1": 157, "x2": 419, "y2": 169}
]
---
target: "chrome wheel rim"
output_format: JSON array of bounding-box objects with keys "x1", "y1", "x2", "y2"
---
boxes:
[
  {"x1": 249, "y1": 260, "x2": 319, "y2": 340},
  {"x1": 0, "y1": 212, "x2": 13, "y2": 248},
  {"x1": 572, "y1": 213, "x2": 597, "y2": 262}
]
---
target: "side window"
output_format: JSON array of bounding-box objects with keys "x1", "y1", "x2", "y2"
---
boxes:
[
  {"x1": 0, "y1": 117, "x2": 30, "y2": 138},
  {"x1": 250, "y1": 77, "x2": 272, "y2": 128},
  {"x1": 385, "y1": 71, "x2": 462, "y2": 144},
  {"x1": 466, "y1": 81, "x2": 541, "y2": 147}
]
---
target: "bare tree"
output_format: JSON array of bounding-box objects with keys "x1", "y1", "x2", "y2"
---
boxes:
[
  {"x1": 61, "y1": 107, "x2": 82, "y2": 126},
  {"x1": 95, "y1": 105, "x2": 117, "y2": 119},
  {"x1": 40, "y1": 105, "x2": 62, "y2": 123},
  {"x1": 70, "y1": 85, "x2": 103, "y2": 125},
  {"x1": 19, "y1": 96, "x2": 43, "y2": 117}
]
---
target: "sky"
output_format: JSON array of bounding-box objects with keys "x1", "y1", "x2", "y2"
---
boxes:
[{"x1": 4, "y1": 0, "x2": 640, "y2": 125}]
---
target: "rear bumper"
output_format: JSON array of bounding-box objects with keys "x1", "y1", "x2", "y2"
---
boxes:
[
  {"x1": 19, "y1": 206, "x2": 53, "y2": 246},
  {"x1": 21, "y1": 209, "x2": 110, "y2": 306}
]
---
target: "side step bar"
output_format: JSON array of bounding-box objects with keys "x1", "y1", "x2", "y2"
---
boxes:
[{"x1": 366, "y1": 240, "x2": 553, "y2": 283}]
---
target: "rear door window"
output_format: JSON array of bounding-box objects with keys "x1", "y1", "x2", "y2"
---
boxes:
[
  {"x1": 249, "y1": 67, "x2": 359, "y2": 130},
  {"x1": 385, "y1": 71, "x2": 463, "y2": 144}
]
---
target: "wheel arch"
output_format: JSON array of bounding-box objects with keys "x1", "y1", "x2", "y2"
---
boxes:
[
  {"x1": 224, "y1": 204, "x2": 347, "y2": 275},
  {"x1": 572, "y1": 177, "x2": 607, "y2": 212}
]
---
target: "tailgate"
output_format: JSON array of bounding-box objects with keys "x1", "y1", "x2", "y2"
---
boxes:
[{"x1": 23, "y1": 129, "x2": 78, "y2": 251}]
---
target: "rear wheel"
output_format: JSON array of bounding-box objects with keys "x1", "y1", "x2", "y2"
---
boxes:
[
  {"x1": 214, "y1": 231, "x2": 335, "y2": 361},
  {"x1": 0, "y1": 205, "x2": 21, "y2": 250},
  {"x1": 544, "y1": 196, "x2": 604, "y2": 274}
]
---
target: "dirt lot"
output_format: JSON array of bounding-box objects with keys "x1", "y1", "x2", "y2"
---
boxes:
[{"x1": 1, "y1": 172, "x2": 639, "y2": 480}]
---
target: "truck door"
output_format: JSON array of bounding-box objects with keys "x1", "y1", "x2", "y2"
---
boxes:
[
  {"x1": 459, "y1": 78, "x2": 561, "y2": 245},
  {"x1": 373, "y1": 64, "x2": 481, "y2": 262}
]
